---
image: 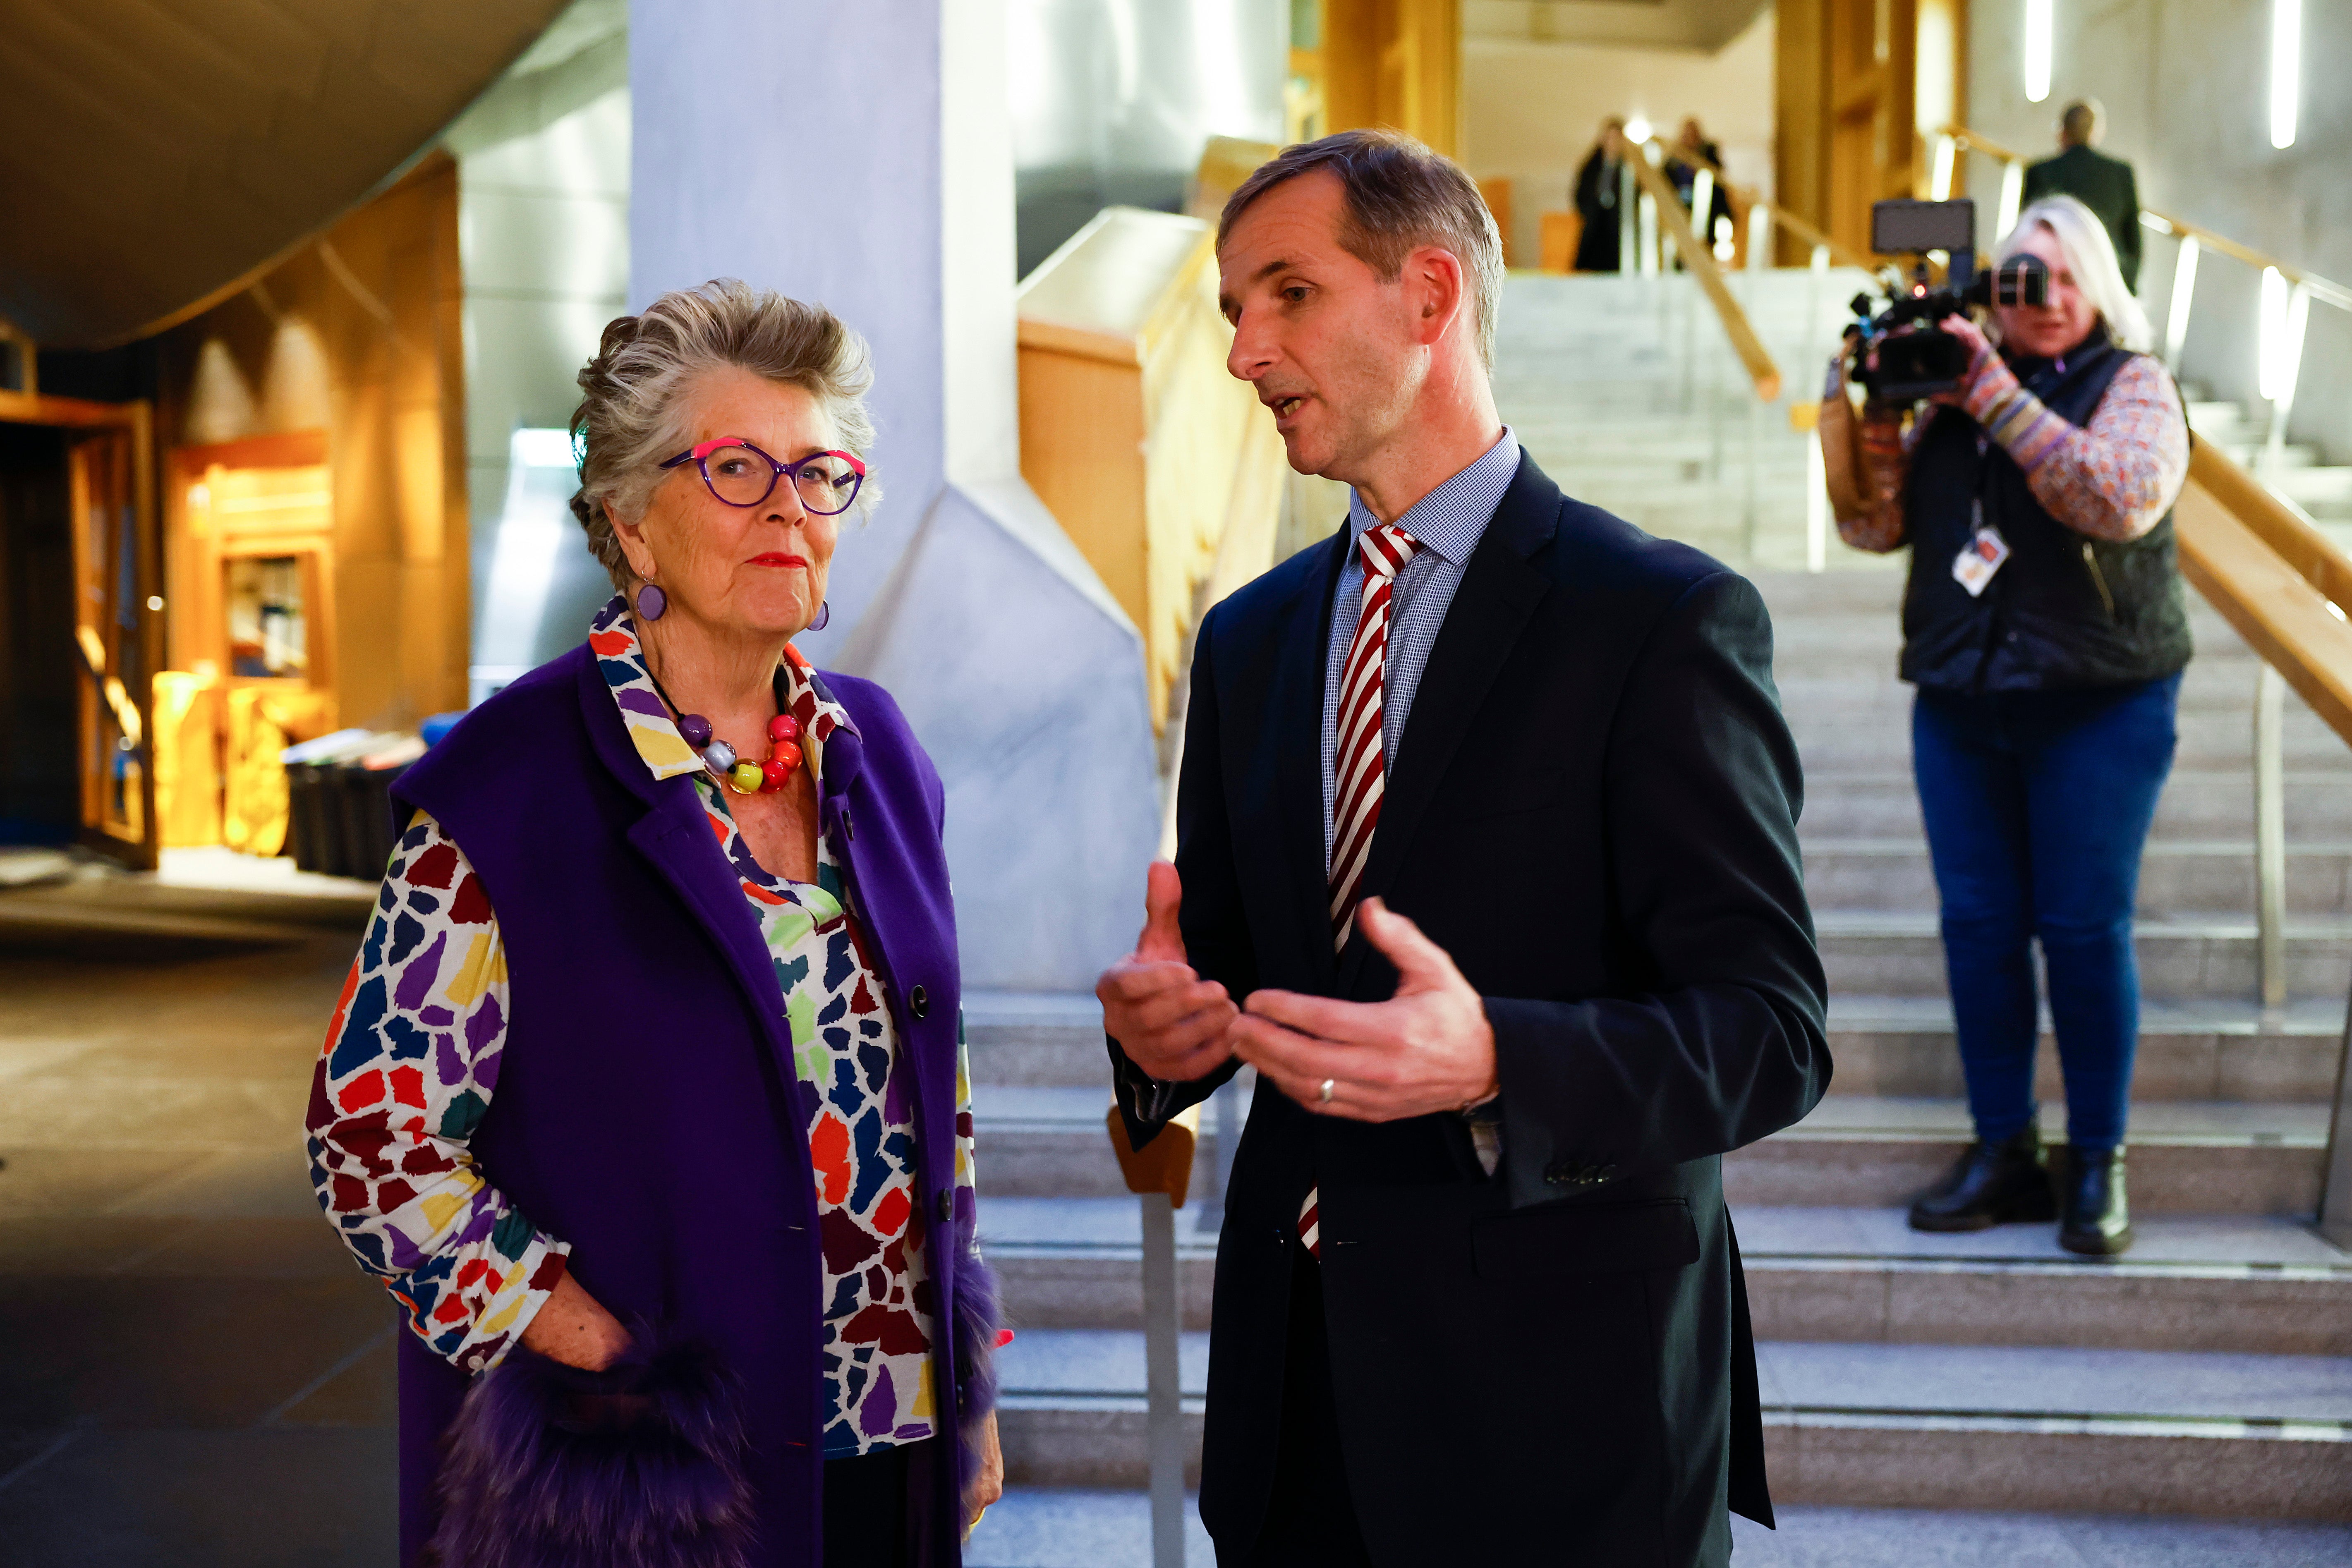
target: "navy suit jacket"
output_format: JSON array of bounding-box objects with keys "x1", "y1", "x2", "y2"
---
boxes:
[{"x1": 1112, "y1": 453, "x2": 1830, "y2": 1567}]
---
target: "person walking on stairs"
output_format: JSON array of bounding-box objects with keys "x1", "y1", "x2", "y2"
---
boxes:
[
  {"x1": 1823, "y1": 196, "x2": 2193, "y2": 1256},
  {"x1": 2023, "y1": 100, "x2": 2144, "y2": 293},
  {"x1": 1571, "y1": 116, "x2": 1629, "y2": 272},
  {"x1": 1098, "y1": 129, "x2": 1830, "y2": 1568}
]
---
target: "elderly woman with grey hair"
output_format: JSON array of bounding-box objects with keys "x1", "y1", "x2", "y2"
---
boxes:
[{"x1": 307, "y1": 278, "x2": 1002, "y2": 1568}]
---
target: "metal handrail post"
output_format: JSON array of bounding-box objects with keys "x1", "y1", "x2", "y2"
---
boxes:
[
  {"x1": 1105, "y1": 1106, "x2": 1200, "y2": 1565},
  {"x1": 2321, "y1": 994, "x2": 2352, "y2": 1247},
  {"x1": 2254, "y1": 665, "x2": 2287, "y2": 1014},
  {"x1": 2164, "y1": 236, "x2": 2200, "y2": 376},
  {"x1": 1619, "y1": 163, "x2": 1637, "y2": 277},
  {"x1": 1806, "y1": 415, "x2": 1829, "y2": 573},
  {"x1": 2261, "y1": 280, "x2": 2311, "y2": 478},
  {"x1": 1996, "y1": 158, "x2": 2025, "y2": 241},
  {"x1": 1139, "y1": 1191, "x2": 1186, "y2": 1568}
]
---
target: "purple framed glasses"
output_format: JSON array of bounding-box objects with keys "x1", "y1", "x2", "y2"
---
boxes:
[{"x1": 658, "y1": 436, "x2": 867, "y2": 515}]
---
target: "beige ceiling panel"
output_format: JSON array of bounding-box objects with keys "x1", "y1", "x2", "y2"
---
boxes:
[{"x1": 0, "y1": 0, "x2": 570, "y2": 348}]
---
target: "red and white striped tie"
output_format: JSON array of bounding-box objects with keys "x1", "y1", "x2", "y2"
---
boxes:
[{"x1": 1300, "y1": 521, "x2": 1422, "y2": 1260}]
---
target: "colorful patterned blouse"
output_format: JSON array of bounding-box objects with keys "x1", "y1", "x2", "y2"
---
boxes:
[
  {"x1": 306, "y1": 596, "x2": 977, "y2": 1458},
  {"x1": 1834, "y1": 348, "x2": 2190, "y2": 554}
]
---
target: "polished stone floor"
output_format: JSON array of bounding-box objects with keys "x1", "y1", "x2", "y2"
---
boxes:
[{"x1": 0, "y1": 918, "x2": 395, "y2": 1568}]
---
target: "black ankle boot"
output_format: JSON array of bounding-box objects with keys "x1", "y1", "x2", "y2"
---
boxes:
[
  {"x1": 2059, "y1": 1145, "x2": 2133, "y2": 1255},
  {"x1": 1908, "y1": 1125, "x2": 2056, "y2": 1231}
]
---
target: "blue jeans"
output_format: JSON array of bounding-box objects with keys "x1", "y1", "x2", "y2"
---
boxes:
[{"x1": 1911, "y1": 674, "x2": 2181, "y2": 1154}]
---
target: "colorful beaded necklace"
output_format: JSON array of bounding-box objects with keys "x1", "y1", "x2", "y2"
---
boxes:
[{"x1": 640, "y1": 663, "x2": 803, "y2": 795}]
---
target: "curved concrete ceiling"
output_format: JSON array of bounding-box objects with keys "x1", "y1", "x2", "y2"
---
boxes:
[{"x1": 0, "y1": 0, "x2": 571, "y2": 348}]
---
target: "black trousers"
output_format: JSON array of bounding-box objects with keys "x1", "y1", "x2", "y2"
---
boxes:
[
  {"x1": 1227, "y1": 1244, "x2": 1376, "y2": 1568},
  {"x1": 824, "y1": 1440, "x2": 913, "y2": 1568}
]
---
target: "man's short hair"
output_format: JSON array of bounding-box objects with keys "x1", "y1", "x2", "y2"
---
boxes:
[
  {"x1": 2060, "y1": 98, "x2": 2102, "y2": 144},
  {"x1": 1217, "y1": 129, "x2": 1506, "y2": 372}
]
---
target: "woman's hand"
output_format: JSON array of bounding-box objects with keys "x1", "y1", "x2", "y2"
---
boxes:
[
  {"x1": 1927, "y1": 314, "x2": 1995, "y2": 407},
  {"x1": 963, "y1": 1410, "x2": 1004, "y2": 1532},
  {"x1": 519, "y1": 1269, "x2": 633, "y2": 1370}
]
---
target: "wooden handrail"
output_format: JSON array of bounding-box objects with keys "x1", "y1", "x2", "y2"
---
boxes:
[
  {"x1": 2175, "y1": 442, "x2": 2352, "y2": 752},
  {"x1": 1623, "y1": 151, "x2": 1783, "y2": 402},
  {"x1": 1107, "y1": 1101, "x2": 1203, "y2": 1208},
  {"x1": 1636, "y1": 139, "x2": 1878, "y2": 273},
  {"x1": 1940, "y1": 125, "x2": 2352, "y2": 314},
  {"x1": 2187, "y1": 441, "x2": 2352, "y2": 615}
]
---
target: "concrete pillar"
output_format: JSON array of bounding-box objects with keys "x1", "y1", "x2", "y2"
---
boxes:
[{"x1": 629, "y1": 0, "x2": 1157, "y2": 991}]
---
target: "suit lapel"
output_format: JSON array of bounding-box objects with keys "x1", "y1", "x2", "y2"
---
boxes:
[
  {"x1": 1339, "y1": 461, "x2": 1561, "y2": 990},
  {"x1": 1272, "y1": 527, "x2": 1350, "y2": 986}
]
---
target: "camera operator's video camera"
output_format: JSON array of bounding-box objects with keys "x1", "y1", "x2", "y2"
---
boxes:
[{"x1": 1848, "y1": 199, "x2": 2049, "y2": 401}]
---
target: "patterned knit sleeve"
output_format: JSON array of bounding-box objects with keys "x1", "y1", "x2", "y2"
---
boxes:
[
  {"x1": 1964, "y1": 353, "x2": 2189, "y2": 542},
  {"x1": 305, "y1": 809, "x2": 570, "y2": 1374}
]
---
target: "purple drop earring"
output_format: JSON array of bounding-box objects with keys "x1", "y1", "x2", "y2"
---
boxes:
[
  {"x1": 635, "y1": 582, "x2": 667, "y2": 622},
  {"x1": 809, "y1": 600, "x2": 829, "y2": 632}
]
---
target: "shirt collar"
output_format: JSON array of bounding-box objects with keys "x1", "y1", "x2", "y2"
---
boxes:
[
  {"x1": 1344, "y1": 427, "x2": 1521, "y2": 567},
  {"x1": 586, "y1": 593, "x2": 854, "y2": 784}
]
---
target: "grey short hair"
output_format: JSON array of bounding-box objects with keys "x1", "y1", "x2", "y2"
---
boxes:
[
  {"x1": 569, "y1": 279, "x2": 879, "y2": 591},
  {"x1": 1217, "y1": 130, "x2": 1505, "y2": 372},
  {"x1": 1996, "y1": 195, "x2": 2153, "y2": 354}
]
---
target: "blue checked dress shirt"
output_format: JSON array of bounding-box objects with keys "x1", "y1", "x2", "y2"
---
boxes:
[{"x1": 1320, "y1": 429, "x2": 1523, "y2": 866}]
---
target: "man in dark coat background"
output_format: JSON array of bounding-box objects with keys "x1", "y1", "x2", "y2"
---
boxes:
[
  {"x1": 1572, "y1": 116, "x2": 1629, "y2": 272},
  {"x1": 2024, "y1": 99, "x2": 2144, "y2": 291},
  {"x1": 1095, "y1": 129, "x2": 1830, "y2": 1567}
]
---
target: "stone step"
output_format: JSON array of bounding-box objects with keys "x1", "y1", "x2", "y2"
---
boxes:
[
  {"x1": 968, "y1": 993, "x2": 1113, "y2": 1088},
  {"x1": 1740, "y1": 1207, "x2": 2352, "y2": 1355},
  {"x1": 1802, "y1": 836, "x2": 2352, "y2": 919},
  {"x1": 1731, "y1": 1096, "x2": 2329, "y2": 1216},
  {"x1": 991, "y1": 1327, "x2": 2352, "y2": 1517},
  {"x1": 967, "y1": 1487, "x2": 2352, "y2": 1566},
  {"x1": 1758, "y1": 1340, "x2": 2352, "y2": 1518},
  {"x1": 979, "y1": 1196, "x2": 2352, "y2": 1353},
  {"x1": 963, "y1": 992, "x2": 2348, "y2": 1102},
  {"x1": 1821, "y1": 994, "x2": 2346, "y2": 1103},
  {"x1": 1798, "y1": 768, "x2": 2352, "y2": 841},
  {"x1": 975, "y1": 1085, "x2": 1221, "y2": 1199},
  {"x1": 1780, "y1": 699, "x2": 2345, "y2": 771},
  {"x1": 963, "y1": 1488, "x2": 1214, "y2": 1567},
  {"x1": 972, "y1": 1087, "x2": 2329, "y2": 1213},
  {"x1": 1813, "y1": 910, "x2": 2352, "y2": 1000}
]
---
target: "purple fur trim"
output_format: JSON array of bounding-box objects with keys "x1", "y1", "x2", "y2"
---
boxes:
[
  {"x1": 425, "y1": 1330, "x2": 755, "y2": 1568},
  {"x1": 952, "y1": 1253, "x2": 1003, "y2": 1496}
]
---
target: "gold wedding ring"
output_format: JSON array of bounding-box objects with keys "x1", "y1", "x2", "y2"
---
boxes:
[{"x1": 1319, "y1": 1077, "x2": 1335, "y2": 1106}]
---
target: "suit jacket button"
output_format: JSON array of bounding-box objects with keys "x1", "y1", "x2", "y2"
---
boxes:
[
  {"x1": 1543, "y1": 1161, "x2": 1571, "y2": 1185},
  {"x1": 909, "y1": 985, "x2": 929, "y2": 1020}
]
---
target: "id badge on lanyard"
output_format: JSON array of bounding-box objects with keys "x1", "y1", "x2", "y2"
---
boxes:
[{"x1": 1952, "y1": 436, "x2": 2007, "y2": 597}]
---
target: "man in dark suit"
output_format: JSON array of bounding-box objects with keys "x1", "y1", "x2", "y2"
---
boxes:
[
  {"x1": 1095, "y1": 129, "x2": 1830, "y2": 1567},
  {"x1": 2024, "y1": 99, "x2": 2143, "y2": 291}
]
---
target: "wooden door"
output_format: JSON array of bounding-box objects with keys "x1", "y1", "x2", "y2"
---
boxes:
[
  {"x1": 1779, "y1": 0, "x2": 1960, "y2": 260},
  {"x1": 66, "y1": 420, "x2": 161, "y2": 867}
]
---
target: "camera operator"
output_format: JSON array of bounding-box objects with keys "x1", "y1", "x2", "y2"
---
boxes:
[{"x1": 1825, "y1": 194, "x2": 2192, "y2": 1256}]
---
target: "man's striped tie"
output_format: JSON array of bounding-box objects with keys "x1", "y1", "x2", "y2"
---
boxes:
[{"x1": 1300, "y1": 522, "x2": 1422, "y2": 1260}]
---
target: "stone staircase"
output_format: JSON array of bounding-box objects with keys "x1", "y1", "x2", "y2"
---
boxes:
[
  {"x1": 960, "y1": 272, "x2": 2352, "y2": 1563},
  {"x1": 2183, "y1": 391, "x2": 2352, "y2": 553}
]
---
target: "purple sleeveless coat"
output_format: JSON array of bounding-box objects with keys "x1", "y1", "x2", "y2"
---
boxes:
[{"x1": 388, "y1": 641, "x2": 982, "y2": 1567}]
